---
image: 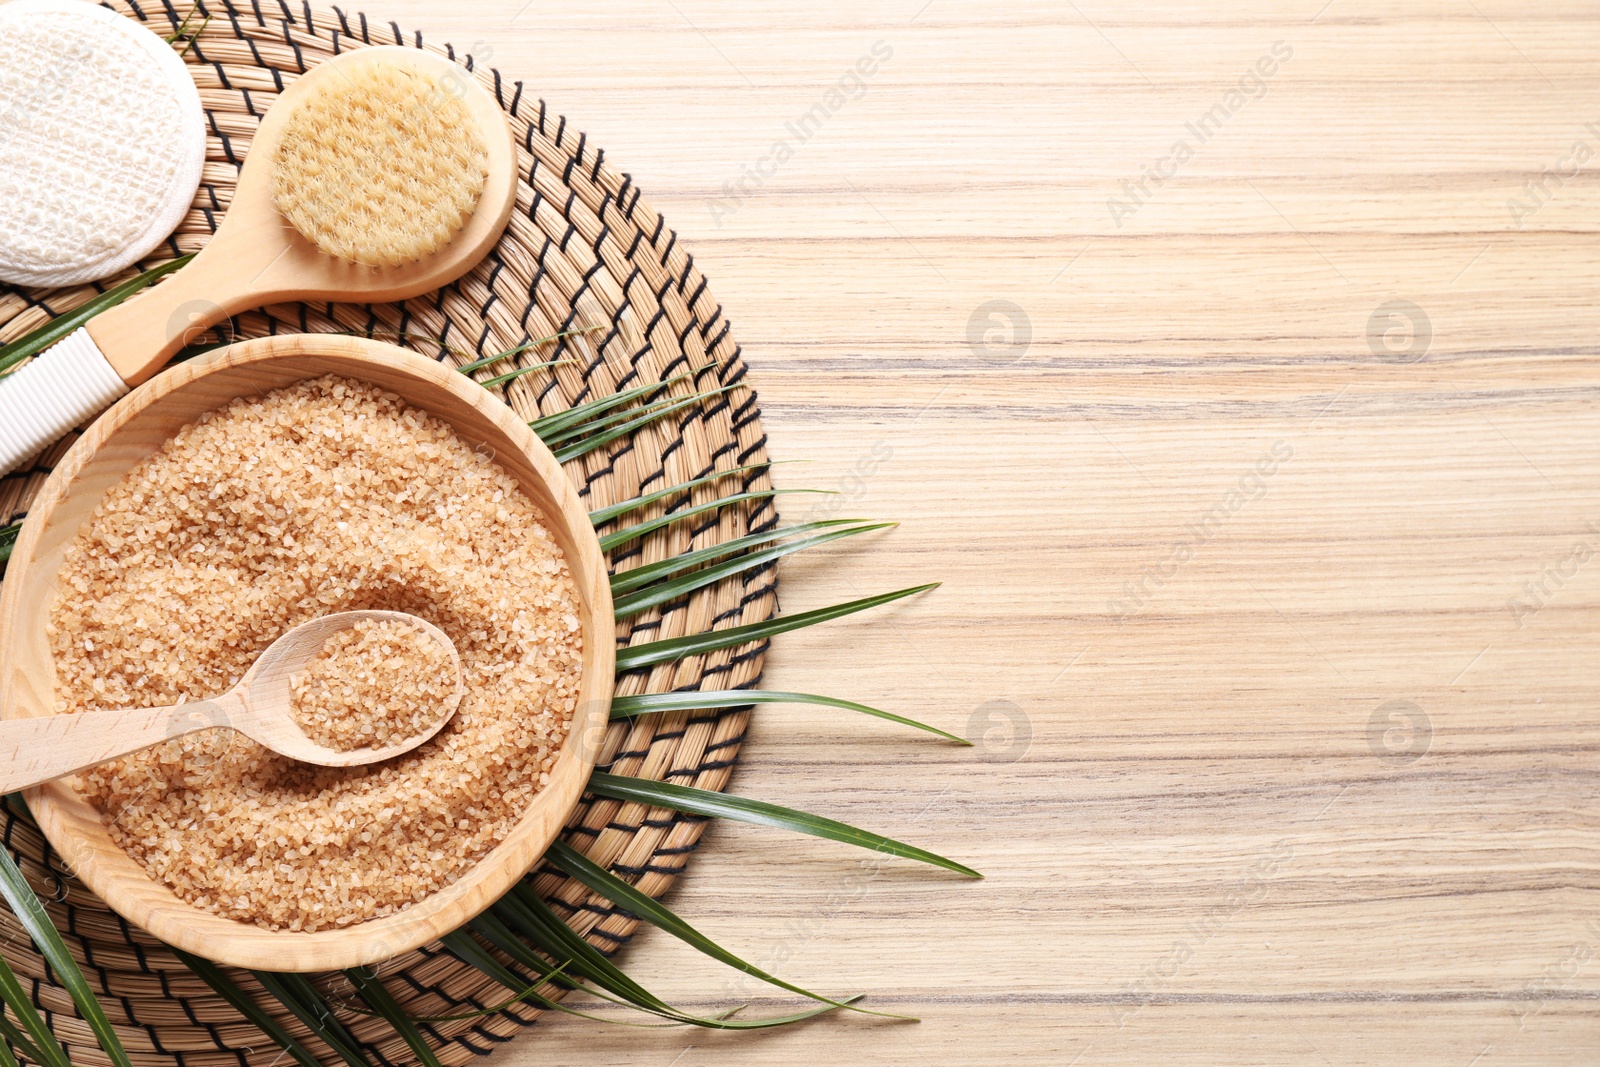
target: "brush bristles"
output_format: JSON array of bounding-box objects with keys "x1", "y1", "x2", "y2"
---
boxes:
[{"x1": 272, "y1": 64, "x2": 489, "y2": 267}]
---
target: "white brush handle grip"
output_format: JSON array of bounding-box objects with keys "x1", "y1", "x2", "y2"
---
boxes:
[{"x1": 0, "y1": 328, "x2": 129, "y2": 477}]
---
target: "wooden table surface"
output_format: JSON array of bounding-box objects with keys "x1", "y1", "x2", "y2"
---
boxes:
[{"x1": 292, "y1": 1, "x2": 1600, "y2": 1062}]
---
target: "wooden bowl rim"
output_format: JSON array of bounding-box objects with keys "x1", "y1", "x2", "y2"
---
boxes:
[{"x1": 0, "y1": 334, "x2": 615, "y2": 971}]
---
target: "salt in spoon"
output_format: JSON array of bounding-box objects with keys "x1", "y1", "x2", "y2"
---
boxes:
[{"x1": 0, "y1": 610, "x2": 462, "y2": 793}]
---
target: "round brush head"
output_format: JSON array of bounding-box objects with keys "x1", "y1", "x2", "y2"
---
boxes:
[{"x1": 271, "y1": 63, "x2": 489, "y2": 268}]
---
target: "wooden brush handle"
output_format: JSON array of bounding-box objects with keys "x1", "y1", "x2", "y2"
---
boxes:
[
  {"x1": 86, "y1": 244, "x2": 261, "y2": 386},
  {"x1": 0, "y1": 700, "x2": 240, "y2": 794}
]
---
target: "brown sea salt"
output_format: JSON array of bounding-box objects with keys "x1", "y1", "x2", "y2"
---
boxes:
[
  {"x1": 48, "y1": 376, "x2": 583, "y2": 932},
  {"x1": 288, "y1": 617, "x2": 457, "y2": 752}
]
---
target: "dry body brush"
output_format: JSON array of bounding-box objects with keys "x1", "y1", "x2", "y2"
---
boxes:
[{"x1": 47, "y1": 377, "x2": 583, "y2": 932}]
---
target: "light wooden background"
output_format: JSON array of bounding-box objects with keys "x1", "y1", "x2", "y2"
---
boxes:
[
  {"x1": 63, "y1": 0, "x2": 1600, "y2": 1062},
  {"x1": 366, "y1": 1, "x2": 1600, "y2": 1064}
]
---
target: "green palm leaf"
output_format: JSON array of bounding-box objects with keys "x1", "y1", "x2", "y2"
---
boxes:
[
  {"x1": 171, "y1": 952, "x2": 328, "y2": 1067},
  {"x1": 537, "y1": 382, "x2": 695, "y2": 447},
  {"x1": 492, "y1": 887, "x2": 673, "y2": 1013},
  {"x1": 441, "y1": 927, "x2": 697, "y2": 1030},
  {"x1": 531, "y1": 374, "x2": 693, "y2": 441},
  {"x1": 461, "y1": 915, "x2": 610, "y2": 1000},
  {"x1": 616, "y1": 584, "x2": 938, "y2": 673},
  {"x1": 598, "y1": 489, "x2": 827, "y2": 552},
  {"x1": 251, "y1": 971, "x2": 374, "y2": 1067},
  {"x1": 0, "y1": 818, "x2": 133, "y2": 1067},
  {"x1": 0, "y1": 524, "x2": 17, "y2": 566},
  {"x1": 0, "y1": 1015, "x2": 44, "y2": 1067},
  {"x1": 486, "y1": 889, "x2": 730, "y2": 1024},
  {"x1": 546, "y1": 841, "x2": 908, "y2": 1019},
  {"x1": 553, "y1": 388, "x2": 738, "y2": 463},
  {"x1": 0, "y1": 955, "x2": 69, "y2": 1067},
  {"x1": 469, "y1": 907, "x2": 685, "y2": 1018},
  {"x1": 456, "y1": 325, "x2": 604, "y2": 375},
  {"x1": 475, "y1": 358, "x2": 569, "y2": 390},
  {"x1": 609, "y1": 689, "x2": 969, "y2": 744},
  {"x1": 422, "y1": 934, "x2": 574, "y2": 1022},
  {"x1": 0, "y1": 255, "x2": 194, "y2": 378},
  {"x1": 491, "y1": 889, "x2": 849, "y2": 1029},
  {"x1": 345, "y1": 968, "x2": 443, "y2": 1067},
  {"x1": 610, "y1": 519, "x2": 877, "y2": 595},
  {"x1": 612, "y1": 522, "x2": 893, "y2": 619},
  {"x1": 587, "y1": 773, "x2": 980, "y2": 877},
  {"x1": 587, "y1": 462, "x2": 775, "y2": 527}
]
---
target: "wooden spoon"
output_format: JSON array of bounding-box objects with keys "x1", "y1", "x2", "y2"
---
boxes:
[{"x1": 0, "y1": 610, "x2": 463, "y2": 793}]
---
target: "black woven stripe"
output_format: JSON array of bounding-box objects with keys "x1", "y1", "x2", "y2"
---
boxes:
[
  {"x1": 207, "y1": 115, "x2": 242, "y2": 168},
  {"x1": 706, "y1": 730, "x2": 750, "y2": 754},
  {"x1": 704, "y1": 316, "x2": 734, "y2": 357},
  {"x1": 699, "y1": 303, "x2": 724, "y2": 340},
  {"x1": 683, "y1": 274, "x2": 709, "y2": 310},
  {"x1": 623, "y1": 226, "x2": 645, "y2": 261},
  {"x1": 736, "y1": 433, "x2": 770, "y2": 467},
  {"x1": 608, "y1": 859, "x2": 687, "y2": 878},
  {"x1": 153, "y1": 0, "x2": 183, "y2": 32},
  {"x1": 282, "y1": 27, "x2": 308, "y2": 71}
]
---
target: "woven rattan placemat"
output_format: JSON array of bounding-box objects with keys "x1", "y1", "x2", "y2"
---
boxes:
[{"x1": 0, "y1": 4, "x2": 775, "y2": 1063}]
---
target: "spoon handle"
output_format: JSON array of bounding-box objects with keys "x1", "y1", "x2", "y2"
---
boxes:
[{"x1": 0, "y1": 700, "x2": 238, "y2": 794}]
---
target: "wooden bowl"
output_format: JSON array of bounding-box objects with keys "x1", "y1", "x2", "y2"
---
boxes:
[{"x1": 0, "y1": 335, "x2": 615, "y2": 972}]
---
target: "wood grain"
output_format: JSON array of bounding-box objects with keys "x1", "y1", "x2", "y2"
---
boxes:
[
  {"x1": 0, "y1": 336, "x2": 615, "y2": 973},
  {"x1": 4, "y1": 0, "x2": 1593, "y2": 1060},
  {"x1": 329, "y1": 1, "x2": 1597, "y2": 1063}
]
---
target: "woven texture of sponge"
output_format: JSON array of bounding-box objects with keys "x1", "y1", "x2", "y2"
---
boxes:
[
  {"x1": 0, "y1": 0, "x2": 205, "y2": 287},
  {"x1": 271, "y1": 63, "x2": 488, "y2": 267}
]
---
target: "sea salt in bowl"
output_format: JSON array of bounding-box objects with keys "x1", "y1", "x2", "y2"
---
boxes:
[{"x1": 0, "y1": 335, "x2": 614, "y2": 972}]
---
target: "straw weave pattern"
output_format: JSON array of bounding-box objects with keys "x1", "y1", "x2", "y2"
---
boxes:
[{"x1": 0, "y1": 3, "x2": 773, "y2": 1063}]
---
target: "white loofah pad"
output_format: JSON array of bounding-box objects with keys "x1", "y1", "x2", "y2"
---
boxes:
[{"x1": 0, "y1": 0, "x2": 205, "y2": 288}]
